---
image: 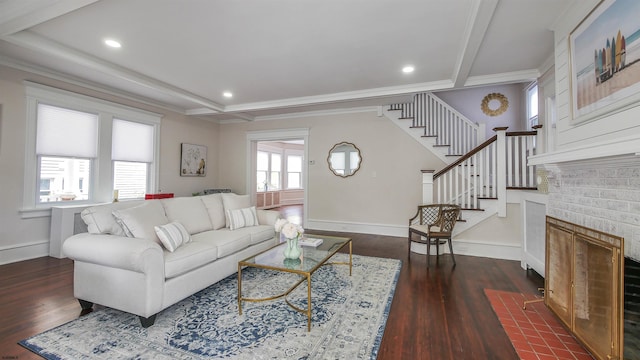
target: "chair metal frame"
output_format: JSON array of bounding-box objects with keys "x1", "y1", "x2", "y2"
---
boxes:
[{"x1": 408, "y1": 204, "x2": 461, "y2": 266}]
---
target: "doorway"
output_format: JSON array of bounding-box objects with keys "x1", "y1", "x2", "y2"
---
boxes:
[{"x1": 246, "y1": 129, "x2": 309, "y2": 227}]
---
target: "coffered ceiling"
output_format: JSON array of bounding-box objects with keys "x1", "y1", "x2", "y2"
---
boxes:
[{"x1": 0, "y1": 0, "x2": 573, "y2": 121}]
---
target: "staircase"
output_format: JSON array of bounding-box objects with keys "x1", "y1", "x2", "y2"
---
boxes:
[{"x1": 385, "y1": 92, "x2": 540, "y2": 235}]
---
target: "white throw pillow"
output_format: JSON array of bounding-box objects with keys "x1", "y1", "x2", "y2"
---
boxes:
[
  {"x1": 226, "y1": 206, "x2": 259, "y2": 230},
  {"x1": 200, "y1": 194, "x2": 226, "y2": 230},
  {"x1": 81, "y1": 200, "x2": 145, "y2": 236},
  {"x1": 112, "y1": 200, "x2": 169, "y2": 244},
  {"x1": 161, "y1": 197, "x2": 213, "y2": 234},
  {"x1": 155, "y1": 222, "x2": 191, "y2": 252},
  {"x1": 221, "y1": 193, "x2": 251, "y2": 228}
]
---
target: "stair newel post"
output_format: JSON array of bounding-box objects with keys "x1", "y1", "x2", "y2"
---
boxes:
[
  {"x1": 494, "y1": 127, "x2": 508, "y2": 217},
  {"x1": 532, "y1": 124, "x2": 544, "y2": 155},
  {"x1": 421, "y1": 170, "x2": 434, "y2": 205}
]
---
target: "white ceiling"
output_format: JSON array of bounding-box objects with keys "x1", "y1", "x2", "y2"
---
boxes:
[{"x1": 0, "y1": 0, "x2": 573, "y2": 121}]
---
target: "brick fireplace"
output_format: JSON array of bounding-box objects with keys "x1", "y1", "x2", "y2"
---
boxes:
[{"x1": 543, "y1": 155, "x2": 640, "y2": 360}]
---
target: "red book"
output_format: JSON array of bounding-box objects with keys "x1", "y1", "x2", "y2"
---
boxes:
[{"x1": 145, "y1": 193, "x2": 174, "y2": 200}]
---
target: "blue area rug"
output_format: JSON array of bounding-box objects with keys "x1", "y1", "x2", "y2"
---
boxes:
[{"x1": 20, "y1": 254, "x2": 401, "y2": 359}]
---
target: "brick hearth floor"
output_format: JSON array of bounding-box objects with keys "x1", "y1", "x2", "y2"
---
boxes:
[{"x1": 485, "y1": 289, "x2": 594, "y2": 360}]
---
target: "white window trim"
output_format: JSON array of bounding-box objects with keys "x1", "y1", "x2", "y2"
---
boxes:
[{"x1": 21, "y1": 82, "x2": 161, "y2": 217}]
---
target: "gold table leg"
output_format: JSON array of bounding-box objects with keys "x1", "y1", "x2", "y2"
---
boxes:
[
  {"x1": 238, "y1": 264, "x2": 243, "y2": 315},
  {"x1": 306, "y1": 274, "x2": 311, "y2": 331}
]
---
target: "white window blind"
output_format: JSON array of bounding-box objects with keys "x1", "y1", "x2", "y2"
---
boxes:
[
  {"x1": 36, "y1": 103, "x2": 98, "y2": 157},
  {"x1": 112, "y1": 119, "x2": 154, "y2": 162}
]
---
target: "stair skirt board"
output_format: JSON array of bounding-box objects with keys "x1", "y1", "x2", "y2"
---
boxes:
[{"x1": 410, "y1": 239, "x2": 521, "y2": 261}]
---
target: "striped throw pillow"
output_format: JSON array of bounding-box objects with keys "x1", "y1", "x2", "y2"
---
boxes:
[
  {"x1": 226, "y1": 206, "x2": 259, "y2": 230},
  {"x1": 154, "y1": 222, "x2": 191, "y2": 252}
]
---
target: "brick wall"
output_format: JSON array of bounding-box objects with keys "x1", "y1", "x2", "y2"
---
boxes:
[{"x1": 545, "y1": 159, "x2": 640, "y2": 261}]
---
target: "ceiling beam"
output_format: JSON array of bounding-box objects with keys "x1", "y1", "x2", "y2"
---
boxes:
[
  {"x1": 3, "y1": 30, "x2": 225, "y2": 112},
  {"x1": 0, "y1": 0, "x2": 99, "y2": 36},
  {"x1": 451, "y1": 0, "x2": 499, "y2": 88}
]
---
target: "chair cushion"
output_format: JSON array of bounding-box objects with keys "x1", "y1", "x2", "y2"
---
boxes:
[{"x1": 161, "y1": 197, "x2": 213, "y2": 234}]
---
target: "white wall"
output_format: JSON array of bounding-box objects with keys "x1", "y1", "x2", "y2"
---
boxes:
[
  {"x1": 217, "y1": 110, "x2": 447, "y2": 235},
  {"x1": 435, "y1": 83, "x2": 526, "y2": 139},
  {"x1": 0, "y1": 65, "x2": 221, "y2": 264}
]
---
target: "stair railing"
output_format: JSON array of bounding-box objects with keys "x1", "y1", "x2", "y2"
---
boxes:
[
  {"x1": 424, "y1": 127, "x2": 540, "y2": 216},
  {"x1": 389, "y1": 93, "x2": 484, "y2": 156}
]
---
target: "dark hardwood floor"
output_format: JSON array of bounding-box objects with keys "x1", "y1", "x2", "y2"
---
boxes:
[{"x1": 0, "y1": 205, "x2": 543, "y2": 360}]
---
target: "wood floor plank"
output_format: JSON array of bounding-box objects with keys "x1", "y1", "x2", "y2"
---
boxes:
[{"x1": 0, "y1": 212, "x2": 543, "y2": 360}]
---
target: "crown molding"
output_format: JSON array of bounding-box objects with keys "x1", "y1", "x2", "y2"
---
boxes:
[
  {"x1": 464, "y1": 69, "x2": 540, "y2": 88},
  {"x1": 0, "y1": 55, "x2": 187, "y2": 115}
]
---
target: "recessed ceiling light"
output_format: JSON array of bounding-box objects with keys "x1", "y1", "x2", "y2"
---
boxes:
[
  {"x1": 223, "y1": 91, "x2": 233, "y2": 98},
  {"x1": 104, "y1": 39, "x2": 121, "y2": 48},
  {"x1": 402, "y1": 65, "x2": 415, "y2": 73}
]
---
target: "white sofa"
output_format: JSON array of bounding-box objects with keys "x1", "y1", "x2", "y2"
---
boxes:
[{"x1": 62, "y1": 193, "x2": 280, "y2": 327}]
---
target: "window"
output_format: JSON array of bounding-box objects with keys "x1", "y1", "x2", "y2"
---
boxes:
[
  {"x1": 256, "y1": 150, "x2": 282, "y2": 192},
  {"x1": 35, "y1": 104, "x2": 96, "y2": 203},
  {"x1": 286, "y1": 155, "x2": 303, "y2": 188},
  {"x1": 257, "y1": 151, "x2": 269, "y2": 191},
  {"x1": 24, "y1": 83, "x2": 160, "y2": 211},
  {"x1": 527, "y1": 84, "x2": 539, "y2": 130},
  {"x1": 270, "y1": 153, "x2": 281, "y2": 190},
  {"x1": 112, "y1": 119, "x2": 154, "y2": 200}
]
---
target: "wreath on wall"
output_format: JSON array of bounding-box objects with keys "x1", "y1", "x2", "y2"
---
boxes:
[{"x1": 481, "y1": 92, "x2": 509, "y2": 117}]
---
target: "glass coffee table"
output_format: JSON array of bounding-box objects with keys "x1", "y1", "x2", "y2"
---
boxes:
[{"x1": 237, "y1": 234, "x2": 352, "y2": 331}]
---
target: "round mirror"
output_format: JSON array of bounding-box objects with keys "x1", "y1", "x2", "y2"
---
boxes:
[{"x1": 327, "y1": 142, "x2": 361, "y2": 177}]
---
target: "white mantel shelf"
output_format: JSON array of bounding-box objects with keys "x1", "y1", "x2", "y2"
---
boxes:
[{"x1": 529, "y1": 134, "x2": 640, "y2": 166}]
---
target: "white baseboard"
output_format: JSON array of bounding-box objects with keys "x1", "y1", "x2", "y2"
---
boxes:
[
  {"x1": 305, "y1": 218, "x2": 406, "y2": 237},
  {"x1": 306, "y1": 219, "x2": 522, "y2": 261},
  {"x1": 410, "y1": 239, "x2": 521, "y2": 261},
  {"x1": 0, "y1": 240, "x2": 49, "y2": 265}
]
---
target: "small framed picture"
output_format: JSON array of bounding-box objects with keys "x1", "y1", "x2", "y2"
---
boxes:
[{"x1": 180, "y1": 143, "x2": 207, "y2": 177}]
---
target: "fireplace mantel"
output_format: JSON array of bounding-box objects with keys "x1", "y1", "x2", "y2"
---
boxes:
[{"x1": 529, "y1": 133, "x2": 640, "y2": 166}]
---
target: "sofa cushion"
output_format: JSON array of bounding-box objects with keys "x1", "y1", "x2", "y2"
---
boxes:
[
  {"x1": 200, "y1": 194, "x2": 226, "y2": 230},
  {"x1": 192, "y1": 230, "x2": 251, "y2": 258},
  {"x1": 112, "y1": 200, "x2": 168, "y2": 244},
  {"x1": 163, "y1": 241, "x2": 218, "y2": 279},
  {"x1": 81, "y1": 200, "x2": 145, "y2": 236},
  {"x1": 155, "y1": 222, "x2": 191, "y2": 252},
  {"x1": 249, "y1": 225, "x2": 276, "y2": 245},
  {"x1": 161, "y1": 197, "x2": 213, "y2": 234},
  {"x1": 221, "y1": 193, "x2": 251, "y2": 227},
  {"x1": 226, "y1": 206, "x2": 259, "y2": 230}
]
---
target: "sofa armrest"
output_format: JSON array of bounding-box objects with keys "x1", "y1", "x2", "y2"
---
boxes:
[
  {"x1": 257, "y1": 209, "x2": 282, "y2": 226},
  {"x1": 63, "y1": 233, "x2": 164, "y2": 273}
]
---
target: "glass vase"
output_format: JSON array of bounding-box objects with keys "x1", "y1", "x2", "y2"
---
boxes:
[{"x1": 283, "y1": 236, "x2": 301, "y2": 259}]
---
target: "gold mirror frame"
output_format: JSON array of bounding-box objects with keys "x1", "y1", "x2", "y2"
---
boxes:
[
  {"x1": 481, "y1": 92, "x2": 509, "y2": 117},
  {"x1": 327, "y1": 142, "x2": 361, "y2": 177}
]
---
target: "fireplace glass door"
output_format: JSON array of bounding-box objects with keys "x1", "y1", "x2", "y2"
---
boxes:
[
  {"x1": 546, "y1": 224, "x2": 573, "y2": 327},
  {"x1": 573, "y1": 235, "x2": 620, "y2": 360}
]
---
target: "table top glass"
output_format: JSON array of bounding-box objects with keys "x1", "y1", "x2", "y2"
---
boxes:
[{"x1": 239, "y1": 234, "x2": 351, "y2": 274}]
